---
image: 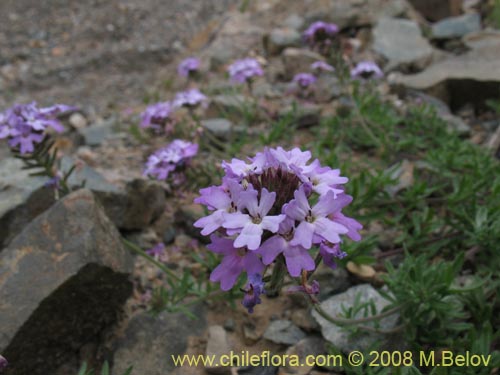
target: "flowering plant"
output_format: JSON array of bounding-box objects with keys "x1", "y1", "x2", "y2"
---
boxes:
[
  {"x1": 140, "y1": 101, "x2": 176, "y2": 132},
  {"x1": 194, "y1": 147, "x2": 362, "y2": 312},
  {"x1": 144, "y1": 139, "x2": 198, "y2": 183},
  {"x1": 177, "y1": 57, "x2": 201, "y2": 78},
  {"x1": 351, "y1": 61, "x2": 384, "y2": 80},
  {"x1": 227, "y1": 58, "x2": 264, "y2": 85},
  {"x1": 303, "y1": 21, "x2": 339, "y2": 50}
]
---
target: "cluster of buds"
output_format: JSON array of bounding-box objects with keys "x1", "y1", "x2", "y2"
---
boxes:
[
  {"x1": 194, "y1": 147, "x2": 362, "y2": 312},
  {"x1": 0, "y1": 102, "x2": 73, "y2": 155},
  {"x1": 144, "y1": 139, "x2": 198, "y2": 183}
]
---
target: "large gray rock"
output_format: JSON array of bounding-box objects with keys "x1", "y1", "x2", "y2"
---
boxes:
[
  {"x1": 431, "y1": 13, "x2": 481, "y2": 39},
  {"x1": 0, "y1": 189, "x2": 133, "y2": 375},
  {"x1": 201, "y1": 118, "x2": 234, "y2": 140},
  {"x1": 312, "y1": 284, "x2": 400, "y2": 352},
  {"x1": 372, "y1": 18, "x2": 434, "y2": 70},
  {"x1": 390, "y1": 44, "x2": 500, "y2": 109},
  {"x1": 111, "y1": 305, "x2": 207, "y2": 375}
]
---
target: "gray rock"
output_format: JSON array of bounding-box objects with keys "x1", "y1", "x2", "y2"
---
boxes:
[
  {"x1": 205, "y1": 325, "x2": 231, "y2": 373},
  {"x1": 78, "y1": 118, "x2": 115, "y2": 146},
  {"x1": 263, "y1": 320, "x2": 306, "y2": 345},
  {"x1": 312, "y1": 284, "x2": 399, "y2": 352},
  {"x1": 111, "y1": 304, "x2": 207, "y2": 375},
  {"x1": 291, "y1": 309, "x2": 320, "y2": 332},
  {"x1": 372, "y1": 18, "x2": 434, "y2": 70},
  {"x1": 431, "y1": 13, "x2": 481, "y2": 39},
  {"x1": 389, "y1": 45, "x2": 500, "y2": 110},
  {"x1": 282, "y1": 14, "x2": 304, "y2": 30},
  {"x1": 283, "y1": 337, "x2": 326, "y2": 375},
  {"x1": 313, "y1": 75, "x2": 342, "y2": 102},
  {"x1": 0, "y1": 189, "x2": 133, "y2": 375},
  {"x1": 264, "y1": 28, "x2": 301, "y2": 55},
  {"x1": 0, "y1": 158, "x2": 54, "y2": 248},
  {"x1": 464, "y1": 29, "x2": 500, "y2": 50},
  {"x1": 282, "y1": 48, "x2": 324, "y2": 80},
  {"x1": 201, "y1": 118, "x2": 234, "y2": 140}
]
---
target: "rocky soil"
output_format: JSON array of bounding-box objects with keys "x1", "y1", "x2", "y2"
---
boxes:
[{"x1": 0, "y1": 0, "x2": 499, "y2": 374}]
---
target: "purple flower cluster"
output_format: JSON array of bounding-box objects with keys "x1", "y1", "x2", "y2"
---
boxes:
[
  {"x1": 0, "y1": 102, "x2": 73, "y2": 154},
  {"x1": 177, "y1": 57, "x2": 201, "y2": 78},
  {"x1": 173, "y1": 88, "x2": 208, "y2": 108},
  {"x1": 351, "y1": 61, "x2": 384, "y2": 80},
  {"x1": 144, "y1": 139, "x2": 198, "y2": 181},
  {"x1": 303, "y1": 21, "x2": 339, "y2": 46},
  {"x1": 194, "y1": 147, "x2": 362, "y2": 312},
  {"x1": 293, "y1": 73, "x2": 317, "y2": 88},
  {"x1": 140, "y1": 101, "x2": 175, "y2": 130},
  {"x1": 0, "y1": 354, "x2": 7, "y2": 372},
  {"x1": 227, "y1": 58, "x2": 264, "y2": 84},
  {"x1": 140, "y1": 88, "x2": 208, "y2": 130}
]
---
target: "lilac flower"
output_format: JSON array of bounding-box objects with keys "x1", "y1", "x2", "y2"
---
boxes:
[
  {"x1": 310, "y1": 61, "x2": 335, "y2": 73},
  {"x1": 0, "y1": 354, "x2": 8, "y2": 371},
  {"x1": 285, "y1": 186, "x2": 349, "y2": 249},
  {"x1": 208, "y1": 235, "x2": 264, "y2": 291},
  {"x1": 350, "y1": 61, "x2": 384, "y2": 80},
  {"x1": 293, "y1": 73, "x2": 317, "y2": 88},
  {"x1": 257, "y1": 218, "x2": 315, "y2": 277},
  {"x1": 227, "y1": 58, "x2": 264, "y2": 84},
  {"x1": 242, "y1": 273, "x2": 265, "y2": 313},
  {"x1": 319, "y1": 242, "x2": 347, "y2": 269},
  {"x1": 177, "y1": 57, "x2": 201, "y2": 78},
  {"x1": 144, "y1": 139, "x2": 198, "y2": 181},
  {"x1": 140, "y1": 101, "x2": 175, "y2": 130},
  {"x1": 0, "y1": 102, "x2": 72, "y2": 154},
  {"x1": 194, "y1": 146, "x2": 361, "y2": 312},
  {"x1": 303, "y1": 21, "x2": 339, "y2": 46},
  {"x1": 173, "y1": 88, "x2": 208, "y2": 108},
  {"x1": 146, "y1": 242, "x2": 167, "y2": 261},
  {"x1": 223, "y1": 187, "x2": 285, "y2": 250}
]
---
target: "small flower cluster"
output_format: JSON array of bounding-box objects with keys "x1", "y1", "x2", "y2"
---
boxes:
[
  {"x1": 0, "y1": 354, "x2": 7, "y2": 372},
  {"x1": 227, "y1": 58, "x2": 264, "y2": 84},
  {"x1": 194, "y1": 147, "x2": 362, "y2": 312},
  {"x1": 351, "y1": 61, "x2": 384, "y2": 80},
  {"x1": 177, "y1": 57, "x2": 201, "y2": 78},
  {"x1": 144, "y1": 139, "x2": 198, "y2": 181},
  {"x1": 0, "y1": 102, "x2": 73, "y2": 154},
  {"x1": 140, "y1": 88, "x2": 207, "y2": 130},
  {"x1": 303, "y1": 21, "x2": 339, "y2": 47},
  {"x1": 293, "y1": 72, "x2": 317, "y2": 88}
]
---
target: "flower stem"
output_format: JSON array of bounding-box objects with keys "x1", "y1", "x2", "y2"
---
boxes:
[{"x1": 267, "y1": 255, "x2": 287, "y2": 297}]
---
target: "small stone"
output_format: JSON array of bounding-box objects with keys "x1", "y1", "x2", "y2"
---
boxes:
[
  {"x1": 206, "y1": 325, "x2": 231, "y2": 374},
  {"x1": 312, "y1": 284, "x2": 400, "y2": 353},
  {"x1": 162, "y1": 226, "x2": 176, "y2": 245},
  {"x1": 224, "y1": 318, "x2": 236, "y2": 332},
  {"x1": 243, "y1": 323, "x2": 261, "y2": 343},
  {"x1": 69, "y1": 112, "x2": 88, "y2": 129},
  {"x1": 372, "y1": 18, "x2": 434, "y2": 70},
  {"x1": 282, "y1": 14, "x2": 304, "y2": 30},
  {"x1": 201, "y1": 118, "x2": 233, "y2": 140},
  {"x1": 291, "y1": 309, "x2": 320, "y2": 332},
  {"x1": 282, "y1": 337, "x2": 326, "y2": 375},
  {"x1": 431, "y1": 13, "x2": 481, "y2": 39},
  {"x1": 346, "y1": 262, "x2": 377, "y2": 281},
  {"x1": 78, "y1": 118, "x2": 115, "y2": 146},
  {"x1": 264, "y1": 28, "x2": 301, "y2": 55},
  {"x1": 263, "y1": 320, "x2": 306, "y2": 345}
]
